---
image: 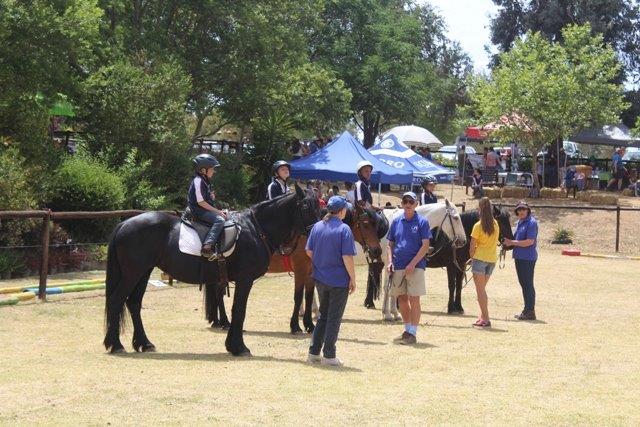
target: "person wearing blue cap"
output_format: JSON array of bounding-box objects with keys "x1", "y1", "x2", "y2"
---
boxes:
[
  {"x1": 305, "y1": 195, "x2": 357, "y2": 367},
  {"x1": 386, "y1": 191, "x2": 432, "y2": 345}
]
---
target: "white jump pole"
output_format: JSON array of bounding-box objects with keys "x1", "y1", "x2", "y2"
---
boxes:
[{"x1": 377, "y1": 182, "x2": 381, "y2": 207}]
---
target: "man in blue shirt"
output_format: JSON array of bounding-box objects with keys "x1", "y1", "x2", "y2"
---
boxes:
[
  {"x1": 386, "y1": 191, "x2": 432, "y2": 345},
  {"x1": 305, "y1": 196, "x2": 357, "y2": 366}
]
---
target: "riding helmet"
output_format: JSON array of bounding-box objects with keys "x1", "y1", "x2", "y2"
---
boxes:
[
  {"x1": 421, "y1": 175, "x2": 437, "y2": 186},
  {"x1": 272, "y1": 160, "x2": 291, "y2": 176},
  {"x1": 193, "y1": 153, "x2": 220, "y2": 171},
  {"x1": 356, "y1": 160, "x2": 374, "y2": 173}
]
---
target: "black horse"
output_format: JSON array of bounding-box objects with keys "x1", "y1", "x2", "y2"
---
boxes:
[
  {"x1": 428, "y1": 205, "x2": 514, "y2": 314},
  {"x1": 363, "y1": 212, "x2": 390, "y2": 309},
  {"x1": 103, "y1": 184, "x2": 320, "y2": 356}
]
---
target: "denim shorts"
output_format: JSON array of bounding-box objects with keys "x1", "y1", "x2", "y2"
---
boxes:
[{"x1": 471, "y1": 259, "x2": 495, "y2": 276}]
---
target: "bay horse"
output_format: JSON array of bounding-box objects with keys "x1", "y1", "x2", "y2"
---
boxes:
[
  {"x1": 425, "y1": 205, "x2": 514, "y2": 315},
  {"x1": 103, "y1": 184, "x2": 320, "y2": 356},
  {"x1": 268, "y1": 204, "x2": 384, "y2": 334},
  {"x1": 208, "y1": 203, "x2": 385, "y2": 334},
  {"x1": 379, "y1": 201, "x2": 468, "y2": 320}
]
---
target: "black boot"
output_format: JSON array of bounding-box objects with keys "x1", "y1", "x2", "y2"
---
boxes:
[
  {"x1": 201, "y1": 244, "x2": 218, "y2": 260},
  {"x1": 515, "y1": 309, "x2": 536, "y2": 320}
]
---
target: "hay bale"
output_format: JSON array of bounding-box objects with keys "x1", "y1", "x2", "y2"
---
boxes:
[
  {"x1": 539, "y1": 187, "x2": 566, "y2": 199},
  {"x1": 576, "y1": 190, "x2": 598, "y2": 202},
  {"x1": 484, "y1": 187, "x2": 502, "y2": 199},
  {"x1": 622, "y1": 188, "x2": 635, "y2": 197},
  {"x1": 588, "y1": 193, "x2": 618, "y2": 206},
  {"x1": 501, "y1": 186, "x2": 530, "y2": 199}
]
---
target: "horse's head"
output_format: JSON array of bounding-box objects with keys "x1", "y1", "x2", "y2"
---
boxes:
[
  {"x1": 415, "y1": 201, "x2": 466, "y2": 248},
  {"x1": 346, "y1": 203, "x2": 383, "y2": 260},
  {"x1": 493, "y1": 203, "x2": 514, "y2": 250},
  {"x1": 294, "y1": 183, "x2": 321, "y2": 233}
]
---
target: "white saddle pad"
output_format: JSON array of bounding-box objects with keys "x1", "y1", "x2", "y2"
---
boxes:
[{"x1": 178, "y1": 223, "x2": 239, "y2": 258}]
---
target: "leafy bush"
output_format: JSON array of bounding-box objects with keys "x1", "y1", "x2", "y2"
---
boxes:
[
  {"x1": 552, "y1": 227, "x2": 573, "y2": 243},
  {"x1": 118, "y1": 149, "x2": 168, "y2": 209},
  {"x1": 47, "y1": 156, "x2": 125, "y2": 242},
  {"x1": 212, "y1": 153, "x2": 252, "y2": 209},
  {"x1": 0, "y1": 251, "x2": 26, "y2": 279}
]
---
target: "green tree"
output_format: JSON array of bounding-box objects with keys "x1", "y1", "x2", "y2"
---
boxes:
[
  {"x1": 471, "y1": 25, "x2": 628, "y2": 183},
  {"x1": 490, "y1": 0, "x2": 640, "y2": 127},
  {"x1": 313, "y1": 0, "x2": 439, "y2": 147},
  {"x1": 80, "y1": 59, "x2": 192, "y2": 205},
  {"x1": 0, "y1": 0, "x2": 102, "y2": 165}
]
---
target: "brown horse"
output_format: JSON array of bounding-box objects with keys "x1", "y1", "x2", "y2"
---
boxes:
[{"x1": 207, "y1": 203, "x2": 384, "y2": 334}]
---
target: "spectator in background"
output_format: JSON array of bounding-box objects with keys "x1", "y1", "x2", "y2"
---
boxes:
[
  {"x1": 536, "y1": 157, "x2": 544, "y2": 187},
  {"x1": 471, "y1": 169, "x2": 484, "y2": 198},
  {"x1": 485, "y1": 147, "x2": 499, "y2": 176},
  {"x1": 288, "y1": 139, "x2": 304, "y2": 160},
  {"x1": 423, "y1": 147, "x2": 432, "y2": 161},
  {"x1": 344, "y1": 182, "x2": 355, "y2": 204},
  {"x1": 563, "y1": 166, "x2": 576, "y2": 190},
  {"x1": 575, "y1": 169, "x2": 586, "y2": 191},
  {"x1": 332, "y1": 185, "x2": 340, "y2": 197},
  {"x1": 608, "y1": 147, "x2": 625, "y2": 191}
]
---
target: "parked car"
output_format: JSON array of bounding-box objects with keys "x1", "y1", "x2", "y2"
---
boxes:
[
  {"x1": 622, "y1": 147, "x2": 640, "y2": 161},
  {"x1": 537, "y1": 141, "x2": 582, "y2": 158}
]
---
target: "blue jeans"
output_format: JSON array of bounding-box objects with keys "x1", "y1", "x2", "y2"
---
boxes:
[
  {"x1": 309, "y1": 281, "x2": 349, "y2": 359},
  {"x1": 515, "y1": 259, "x2": 536, "y2": 311},
  {"x1": 193, "y1": 207, "x2": 225, "y2": 248}
]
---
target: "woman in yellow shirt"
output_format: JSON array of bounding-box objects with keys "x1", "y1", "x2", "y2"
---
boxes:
[{"x1": 469, "y1": 197, "x2": 500, "y2": 328}]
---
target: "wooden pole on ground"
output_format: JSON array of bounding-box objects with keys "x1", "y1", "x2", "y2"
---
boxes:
[
  {"x1": 615, "y1": 206, "x2": 621, "y2": 253},
  {"x1": 38, "y1": 210, "x2": 51, "y2": 301}
]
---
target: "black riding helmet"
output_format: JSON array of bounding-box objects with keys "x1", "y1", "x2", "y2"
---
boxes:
[
  {"x1": 421, "y1": 175, "x2": 437, "y2": 187},
  {"x1": 193, "y1": 154, "x2": 220, "y2": 171},
  {"x1": 272, "y1": 160, "x2": 291, "y2": 176}
]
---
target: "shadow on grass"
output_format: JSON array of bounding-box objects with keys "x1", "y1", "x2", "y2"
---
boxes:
[
  {"x1": 111, "y1": 351, "x2": 362, "y2": 372},
  {"x1": 242, "y1": 329, "x2": 387, "y2": 346},
  {"x1": 425, "y1": 322, "x2": 508, "y2": 333},
  {"x1": 422, "y1": 310, "x2": 476, "y2": 319}
]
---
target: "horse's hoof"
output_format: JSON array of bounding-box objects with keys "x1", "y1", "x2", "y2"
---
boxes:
[
  {"x1": 141, "y1": 344, "x2": 156, "y2": 352},
  {"x1": 219, "y1": 324, "x2": 230, "y2": 330},
  {"x1": 109, "y1": 346, "x2": 126, "y2": 354},
  {"x1": 291, "y1": 329, "x2": 303, "y2": 335},
  {"x1": 237, "y1": 350, "x2": 252, "y2": 357},
  {"x1": 383, "y1": 315, "x2": 394, "y2": 322},
  {"x1": 305, "y1": 325, "x2": 315, "y2": 333},
  {"x1": 364, "y1": 302, "x2": 377, "y2": 309}
]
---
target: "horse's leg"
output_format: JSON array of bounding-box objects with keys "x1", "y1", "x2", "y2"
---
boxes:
[
  {"x1": 454, "y1": 269, "x2": 464, "y2": 314},
  {"x1": 225, "y1": 280, "x2": 253, "y2": 356},
  {"x1": 103, "y1": 275, "x2": 138, "y2": 354},
  {"x1": 447, "y1": 266, "x2": 457, "y2": 314},
  {"x1": 217, "y1": 285, "x2": 230, "y2": 329},
  {"x1": 364, "y1": 265, "x2": 375, "y2": 309},
  {"x1": 381, "y1": 269, "x2": 395, "y2": 321},
  {"x1": 290, "y1": 273, "x2": 304, "y2": 334},
  {"x1": 302, "y1": 277, "x2": 315, "y2": 333},
  {"x1": 127, "y1": 269, "x2": 156, "y2": 352}
]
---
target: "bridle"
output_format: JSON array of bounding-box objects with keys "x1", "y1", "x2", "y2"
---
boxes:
[
  {"x1": 426, "y1": 205, "x2": 464, "y2": 263},
  {"x1": 351, "y1": 205, "x2": 380, "y2": 263},
  {"x1": 251, "y1": 195, "x2": 317, "y2": 257}
]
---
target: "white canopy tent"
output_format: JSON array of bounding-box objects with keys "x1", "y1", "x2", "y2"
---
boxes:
[{"x1": 380, "y1": 125, "x2": 443, "y2": 151}]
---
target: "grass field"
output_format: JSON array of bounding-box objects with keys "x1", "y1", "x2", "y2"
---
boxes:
[{"x1": 1, "y1": 250, "x2": 638, "y2": 425}]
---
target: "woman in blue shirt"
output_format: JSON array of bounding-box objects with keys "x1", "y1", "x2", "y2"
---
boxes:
[
  {"x1": 305, "y1": 196, "x2": 357, "y2": 367},
  {"x1": 503, "y1": 200, "x2": 538, "y2": 320}
]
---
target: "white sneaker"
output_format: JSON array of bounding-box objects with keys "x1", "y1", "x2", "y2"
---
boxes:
[
  {"x1": 307, "y1": 353, "x2": 321, "y2": 363},
  {"x1": 321, "y1": 357, "x2": 344, "y2": 367}
]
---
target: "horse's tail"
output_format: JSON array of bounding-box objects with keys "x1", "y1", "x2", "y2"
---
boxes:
[{"x1": 104, "y1": 222, "x2": 128, "y2": 342}]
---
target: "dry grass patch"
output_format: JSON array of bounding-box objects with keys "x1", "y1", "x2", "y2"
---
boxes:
[{"x1": 0, "y1": 252, "x2": 639, "y2": 425}]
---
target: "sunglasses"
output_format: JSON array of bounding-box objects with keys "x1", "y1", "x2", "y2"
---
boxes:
[{"x1": 401, "y1": 199, "x2": 415, "y2": 205}]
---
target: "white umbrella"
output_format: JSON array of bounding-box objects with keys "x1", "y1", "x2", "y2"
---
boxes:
[{"x1": 381, "y1": 125, "x2": 443, "y2": 150}]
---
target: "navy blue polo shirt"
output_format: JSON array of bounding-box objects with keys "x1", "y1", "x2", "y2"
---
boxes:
[
  {"x1": 306, "y1": 217, "x2": 357, "y2": 287},
  {"x1": 354, "y1": 179, "x2": 373, "y2": 205},
  {"x1": 187, "y1": 174, "x2": 215, "y2": 211},
  {"x1": 513, "y1": 216, "x2": 538, "y2": 261},
  {"x1": 420, "y1": 191, "x2": 437, "y2": 205},
  {"x1": 387, "y1": 213, "x2": 432, "y2": 269}
]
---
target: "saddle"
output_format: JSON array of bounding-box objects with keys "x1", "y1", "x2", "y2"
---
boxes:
[{"x1": 179, "y1": 207, "x2": 241, "y2": 258}]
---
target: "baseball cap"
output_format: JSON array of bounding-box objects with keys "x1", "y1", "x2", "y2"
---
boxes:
[
  {"x1": 327, "y1": 196, "x2": 348, "y2": 212},
  {"x1": 401, "y1": 191, "x2": 418, "y2": 202}
]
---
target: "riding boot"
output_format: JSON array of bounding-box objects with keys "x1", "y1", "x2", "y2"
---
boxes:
[{"x1": 202, "y1": 218, "x2": 225, "y2": 259}]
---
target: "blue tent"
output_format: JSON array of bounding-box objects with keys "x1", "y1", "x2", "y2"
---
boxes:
[
  {"x1": 290, "y1": 131, "x2": 413, "y2": 184},
  {"x1": 369, "y1": 133, "x2": 454, "y2": 184}
]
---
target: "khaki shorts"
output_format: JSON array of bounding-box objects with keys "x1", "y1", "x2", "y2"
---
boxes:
[{"x1": 389, "y1": 268, "x2": 426, "y2": 297}]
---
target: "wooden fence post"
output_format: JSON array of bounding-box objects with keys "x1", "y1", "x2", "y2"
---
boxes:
[
  {"x1": 38, "y1": 210, "x2": 51, "y2": 300},
  {"x1": 615, "y1": 206, "x2": 621, "y2": 253}
]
